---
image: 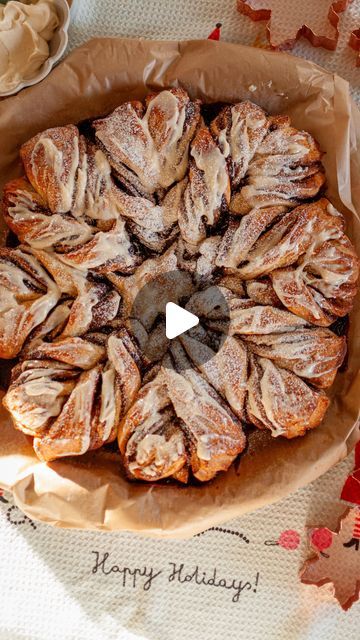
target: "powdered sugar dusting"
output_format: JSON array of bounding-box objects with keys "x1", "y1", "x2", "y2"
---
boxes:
[{"x1": 1, "y1": 89, "x2": 358, "y2": 482}]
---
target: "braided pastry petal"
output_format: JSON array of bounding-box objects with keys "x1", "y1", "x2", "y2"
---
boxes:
[
  {"x1": 210, "y1": 101, "x2": 269, "y2": 187},
  {"x1": 235, "y1": 199, "x2": 344, "y2": 278},
  {"x1": 0, "y1": 247, "x2": 60, "y2": 358},
  {"x1": 179, "y1": 329, "x2": 334, "y2": 437},
  {"x1": 23, "y1": 249, "x2": 121, "y2": 338},
  {"x1": 216, "y1": 205, "x2": 286, "y2": 267},
  {"x1": 108, "y1": 243, "x2": 194, "y2": 330},
  {"x1": 61, "y1": 284, "x2": 120, "y2": 338},
  {"x1": 226, "y1": 199, "x2": 359, "y2": 326},
  {"x1": 180, "y1": 334, "x2": 248, "y2": 420},
  {"x1": 3, "y1": 330, "x2": 141, "y2": 461},
  {"x1": 3, "y1": 359, "x2": 80, "y2": 436},
  {"x1": 230, "y1": 116, "x2": 325, "y2": 214},
  {"x1": 246, "y1": 355, "x2": 329, "y2": 438},
  {"x1": 21, "y1": 125, "x2": 80, "y2": 213},
  {"x1": 119, "y1": 342, "x2": 246, "y2": 483},
  {"x1": 24, "y1": 336, "x2": 105, "y2": 369},
  {"x1": 243, "y1": 329, "x2": 346, "y2": 389},
  {"x1": 55, "y1": 217, "x2": 141, "y2": 274},
  {"x1": 210, "y1": 300, "x2": 308, "y2": 335},
  {"x1": 119, "y1": 369, "x2": 188, "y2": 482},
  {"x1": 33, "y1": 364, "x2": 104, "y2": 460},
  {"x1": 244, "y1": 278, "x2": 281, "y2": 306},
  {"x1": 94, "y1": 89, "x2": 201, "y2": 196},
  {"x1": 178, "y1": 127, "x2": 230, "y2": 246},
  {"x1": 163, "y1": 342, "x2": 246, "y2": 482},
  {"x1": 113, "y1": 181, "x2": 184, "y2": 251},
  {"x1": 20, "y1": 126, "x2": 123, "y2": 220},
  {"x1": 3, "y1": 178, "x2": 92, "y2": 251}
]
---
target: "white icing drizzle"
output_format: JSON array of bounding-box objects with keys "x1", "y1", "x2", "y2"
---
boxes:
[
  {"x1": 98, "y1": 365, "x2": 116, "y2": 442},
  {"x1": 4, "y1": 363, "x2": 75, "y2": 434},
  {"x1": 190, "y1": 137, "x2": 228, "y2": 221},
  {"x1": 130, "y1": 432, "x2": 185, "y2": 471},
  {"x1": 218, "y1": 128, "x2": 230, "y2": 157},
  {"x1": 259, "y1": 359, "x2": 287, "y2": 436},
  {"x1": 32, "y1": 135, "x2": 79, "y2": 213},
  {"x1": 61, "y1": 286, "x2": 101, "y2": 338},
  {"x1": 7, "y1": 187, "x2": 92, "y2": 249},
  {"x1": 196, "y1": 434, "x2": 216, "y2": 461},
  {"x1": 179, "y1": 128, "x2": 229, "y2": 245},
  {"x1": 2, "y1": 91, "x2": 358, "y2": 475},
  {"x1": 57, "y1": 218, "x2": 136, "y2": 272},
  {"x1": 96, "y1": 90, "x2": 195, "y2": 192},
  {"x1": 0, "y1": 249, "x2": 60, "y2": 357}
]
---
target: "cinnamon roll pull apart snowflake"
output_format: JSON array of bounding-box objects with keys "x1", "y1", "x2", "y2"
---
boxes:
[{"x1": 1, "y1": 89, "x2": 359, "y2": 483}]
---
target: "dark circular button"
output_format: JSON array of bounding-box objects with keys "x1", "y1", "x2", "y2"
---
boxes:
[{"x1": 129, "y1": 269, "x2": 230, "y2": 371}]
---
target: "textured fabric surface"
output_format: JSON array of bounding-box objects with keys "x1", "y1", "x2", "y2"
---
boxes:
[
  {"x1": 1, "y1": 1, "x2": 360, "y2": 638},
  {"x1": 68, "y1": 0, "x2": 360, "y2": 103},
  {"x1": 0, "y1": 455, "x2": 358, "y2": 640}
]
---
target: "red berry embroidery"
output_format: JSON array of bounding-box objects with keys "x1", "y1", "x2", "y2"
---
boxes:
[
  {"x1": 278, "y1": 529, "x2": 300, "y2": 550},
  {"x1": 310, "y1": 527, "x2": 333, "y2": 551}
]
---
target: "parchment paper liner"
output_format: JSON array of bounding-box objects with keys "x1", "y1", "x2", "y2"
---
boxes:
[{"x1": 0, "y1": 38, "x2": 359, "y2": 538}]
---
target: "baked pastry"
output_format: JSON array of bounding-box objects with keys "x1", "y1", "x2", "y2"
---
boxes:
[
  {"x1": 4, "y1": 330, "x2": 142, "y2": 460},
  {"x1": 1, "y1": 89, "x2": 358, "y2": 483},
  {"x1": 93, "y1": 88, "x2": 201, "y2": 197},
  {"x1": 0, "y1": 246, "x2": 60, "y2": 358}
]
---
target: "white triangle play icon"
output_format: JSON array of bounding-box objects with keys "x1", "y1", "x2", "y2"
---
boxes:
[{"x1": 165, "y1": 302, "x2": 199, "y2": 340}]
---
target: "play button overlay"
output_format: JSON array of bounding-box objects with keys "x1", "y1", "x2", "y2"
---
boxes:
[
  {"x1": 129, "y1": 269, "x2": 230, "y2": 370},
  {"x1": 165, "y1": 302, "x2": 199, "y2": 339}
]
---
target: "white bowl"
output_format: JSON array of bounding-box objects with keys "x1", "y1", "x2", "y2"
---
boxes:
[{"x1": 0, "y1": 0, "x2": 70, "y2": 98}]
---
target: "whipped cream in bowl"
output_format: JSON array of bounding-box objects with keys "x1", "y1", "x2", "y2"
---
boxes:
[{"x1": 0, "y1": 0, "x2": 70, "y2": 97}]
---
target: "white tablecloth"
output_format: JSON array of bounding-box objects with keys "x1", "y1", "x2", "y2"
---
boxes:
[
  {"x1": 0, "y1": 455, "x2": 357, "y2": 640},
  {"x1": 1, "y1": 1, "x2": 360, "y2": 638}
]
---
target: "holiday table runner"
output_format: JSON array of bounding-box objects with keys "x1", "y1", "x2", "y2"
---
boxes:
[{"x1": 0, "y1": 453, "x2": 358, "y2": 640}]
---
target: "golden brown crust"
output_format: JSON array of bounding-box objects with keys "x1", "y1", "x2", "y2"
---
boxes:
[
  {"x1": 246, "y1": 355, "x2": 330, "y2": 438},
  {"x1": 93, "y1": 88, "x2": 201, "y2": 196},
  {"x1": 210, "y1": 100, "x2": 269, "y2": 187},
  {"x1": 20, "y1": 125, "x2": 80, "y2": 213},
  {"x1": 243, "y1": 330, "x2": 346, "y2": 389},
  {"x1": 178, "y1": 126, "x2": 230, "y2": 246},
  {"x1": 4, "y1": 330, "x2": 142, "y2": 461},
  {"x1": 0, "y1": 247, "x2": 60, "y2": 358},
  {"x1": 229, "y1": 115, "x2": 325, "y2": 215}
]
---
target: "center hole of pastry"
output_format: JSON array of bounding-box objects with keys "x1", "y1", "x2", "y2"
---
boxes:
[{"x1": 129, "y1": 269, "x2": 230, "y2": 371}]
